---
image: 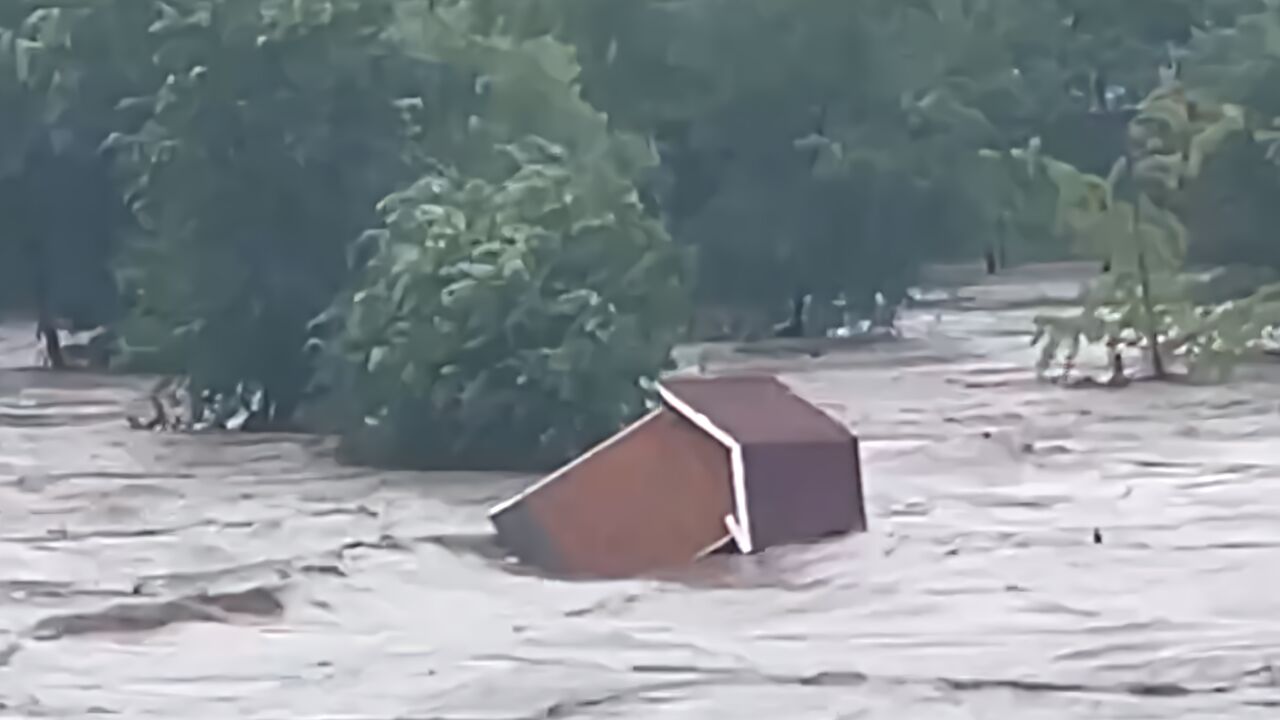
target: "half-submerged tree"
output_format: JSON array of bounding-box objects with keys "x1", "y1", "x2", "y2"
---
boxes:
[
  {"x1": 1033, "y1": 76, "x2": 1280, "y2": 383},
  {"x1": 0, "y1": 6, "x2": 142, "y2": 368},
  {"x1": 318, "y1": 137, "x2": 688, "y2": 469},
  {"x1": 307, "y1": 5, "x2": 691, "y2": 469}
]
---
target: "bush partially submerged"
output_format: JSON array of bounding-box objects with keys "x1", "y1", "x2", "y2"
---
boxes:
[
  {"x1": 315, "y1": 137, "x2": 689, "y2": 469},
  {"x1": 1032, "y1": 80, "x2": 1280, "y2": 383}
]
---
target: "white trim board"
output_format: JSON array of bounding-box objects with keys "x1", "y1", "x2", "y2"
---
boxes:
[
  {"x1": 656, "y1": 384, "x2": 755, "y2": 554},
  {"x1": 487, "y1": 407, "x2": 664, "y2": 518},
  {"x1": 694, "y1": 532, "x2": 734, "y2": 559}
]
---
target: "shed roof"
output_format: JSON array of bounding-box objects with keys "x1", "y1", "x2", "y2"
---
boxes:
[
  {"x1": 658, "y1": 375, "x2": 849, "y2": 446},
  {"x1": 488, "y1": 373, "x2": 865, "y2": 575},
  {"x1": 657, "y1": 374, "x2": 862, "y2": 554}
]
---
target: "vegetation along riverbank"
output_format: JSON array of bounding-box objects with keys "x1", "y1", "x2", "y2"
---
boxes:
[{"x1": 6, "y1": 1, "x2": 1280, "y2": 471}]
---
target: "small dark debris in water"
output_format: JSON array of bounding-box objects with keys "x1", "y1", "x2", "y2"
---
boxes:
[
  {"x1": 1093, "y1": 528, "x2": 1103, "y2": 545},
  {"x1": 630, "y1": 663, "x2": 744, "y2": 677},
  {"x1": 794, "y1": 670, "x2": 870, "y2": 687},
  {"x1": 129, "y1": 562, "x2": 290, "y2": 597},
  {"x1": 299, "y1": 563, "x2": 347, "y2": 578},
  {"x1": 28, "y1": 586, "x2": 284, "y2": 640},
  {"x1": 339, "y1": 534, "x2": 410, "y2": 554},
  {"x1": 563, "y1": 593, "x2": 642, "y2": 618},
  {"x1": 941, "y1": 677, "x2": 1087, "y2": 693},
  {"x1": 1243, "y1": 662, "x2": 1280, "y2": 685},
  {"x1": 489, "y1": 374, "x2": 866, "y2": 578},
  {"x1": 312, "y1": 505, "x2": 379, "y2": 519},
  {"x1": 196, "y1": 586, "x2": 284, "y2": 616},
  {"x1": 1122, "y1": 682, "x2": 1207, "y2": 697},
  {"x1": 939, "y1": 676, "x2": 1216, "y2": 697},
  {"x1": 0, "y1": 642, "x2": 19, "y2": 666},
  {"x1": 0, "y1": 579, "x2": 137, "y2": 601},
  {"x1": 31, "y1": 600, "x2": 225, "y2": 640},
  {"x1": 950, "y1": 377, "x2": 1019, "y2": 390}
]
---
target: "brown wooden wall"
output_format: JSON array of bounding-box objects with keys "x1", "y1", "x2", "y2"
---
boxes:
[
  {"x1": 491, "y1": 408, "x2": 735, "y2": 578},
  {"x1": 740, "y1": 437, "x2": 865, "y2": 550},
  {"x1": 661, "y1": 375, "x2": 867, "y2": 552}
]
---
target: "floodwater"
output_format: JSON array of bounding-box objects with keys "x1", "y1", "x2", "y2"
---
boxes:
[{"x1": 3, "y1": 263, "x2": 1280, "y2": 719}]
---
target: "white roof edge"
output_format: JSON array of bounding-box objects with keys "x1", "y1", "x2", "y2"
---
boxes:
[
  {"x1": 694, "y1": 532, "x2": 734, "y2": 559},
  {"x1": 487, "y1": 407, "x2": 664, "y2": 518},
  {"x1": 656, "y1": 385, "x2": 755, "y2": 554}
]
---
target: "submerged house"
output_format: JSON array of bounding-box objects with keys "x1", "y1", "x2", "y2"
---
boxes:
[{"x1": 488, "y1": 374, "x2": 866, "y2": 578}]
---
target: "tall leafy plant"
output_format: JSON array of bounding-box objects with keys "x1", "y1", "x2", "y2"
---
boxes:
[
  {"x1": 0, "y1": 4, "x2": 153, "y2": 357},
  {"x1": 105, "y1": 0, "x2": 433, "y2": 419},
  {"x1": 318, "y1": 137, "x2": 688, "y2": 469},
  {"x1": 1032, "y1": 79, "x2": 1280, "y2": 382}
]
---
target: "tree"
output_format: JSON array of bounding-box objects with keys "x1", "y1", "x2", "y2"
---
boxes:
[
  {"x1": 0, "y1": 4, "x2": 155, "y2": 364},
  {"x1": 1179, "y1": 3, "x2": 1280, "y2": 269},
  {"x1": 7, "y1": 0, "x2": 1280, "y2": 467},
  {"x1": 318, "y1": 137, "x2": 687, "y2": 468},
  {"x1": 95, "y1": 0, "x2": 448, "y2": 421},
  {"x1": 486, "y1": 0, "x2": 1079, "y2": 328},
  {"x1": 1032, "y1": 78, "x2": 1280, "y2": 382},
  {"x1": 306, "y1": 3, "x2": 689, "y2": 468}
]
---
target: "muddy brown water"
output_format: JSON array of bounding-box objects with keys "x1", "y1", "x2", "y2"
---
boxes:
[{"x1": 3, "y1": 264, "x2": 1280, "y2": 718}]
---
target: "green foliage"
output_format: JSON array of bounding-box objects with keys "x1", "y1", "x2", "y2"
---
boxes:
[
  {"x1": 461, "y1": 1, "x2": 1065, "y2": 320},
  {"x1": 1175, "y1": 5, "x2": 1280, "y2": 268},
  {"x1": 96, "y1": 0, "x2": 428, "y2": 419},
  {"x1": 1036, "y1": 270, "x2": 1280, "y2": 382},
  {"x1": 318, "y1": 137, "x2": 688, "y2": 468},
  {"x1": 497, "y1": 0, "x2": 1272, "y2": 325},
  {"x1": 1031, "y1": 79, "x2": 1280, "y2": 381},
  {"x1": 1, "y1": 1, "x2": 686, "y2": 469},
  {"x1": 0, "y1": 4, "x2": 146, "y2": 324},
  {"x1": 7, "y1": 0, "x2": 1280, "y2": 466},
  {"x1": 971, "y1": 140, "x2": 1091, "y2": 263},
  {"x1": 1184, "y1": 2, "x2": 1280, "y2": 115}
]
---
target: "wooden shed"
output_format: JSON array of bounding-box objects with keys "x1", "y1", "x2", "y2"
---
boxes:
[{"x1": 488, "y1": 374, "x2": 866, "y2": 578}]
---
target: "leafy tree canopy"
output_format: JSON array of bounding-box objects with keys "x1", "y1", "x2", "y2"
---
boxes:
[{"x1": 4, "y1": 0, "x2": 1280, "y2": 465}]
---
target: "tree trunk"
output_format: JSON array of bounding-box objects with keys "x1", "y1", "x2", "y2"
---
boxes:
[
  {"x1": 37, "y1": 317, "x2": 65, "y2": 369},
  {"x1": 1133, "y1": 199, "x2": 1166, "y2": 379},
  {"x1": 996, "y1": 212, "x2": 1010, "y2": 270},
  {"x1": 24, "y1": 228, "x2": 65, "y2": 369}
]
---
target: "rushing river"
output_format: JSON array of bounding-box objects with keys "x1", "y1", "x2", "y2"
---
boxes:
[{"x1": 2, "y1": 264, "x2": 1280, "y2": 719}]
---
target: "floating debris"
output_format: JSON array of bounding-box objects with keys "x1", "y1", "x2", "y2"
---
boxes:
[{"x1": 490, "y1": 374, "x2": 866, "y2": 578}]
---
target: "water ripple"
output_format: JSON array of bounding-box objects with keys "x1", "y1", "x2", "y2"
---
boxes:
[{"x1": 4, "y1": 268, "x2": 1280, "y2": 718}]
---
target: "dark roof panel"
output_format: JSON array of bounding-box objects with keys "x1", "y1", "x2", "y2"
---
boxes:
[
  {"x1": 659, "y1": 375, "x2": 850, "y2": 446},
  {"x1": 491, "y1": 373, "x2": 867, "y2": 577},
  {"x1": 739, "y1": 438, "x2": 866, "y2": 548}
]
